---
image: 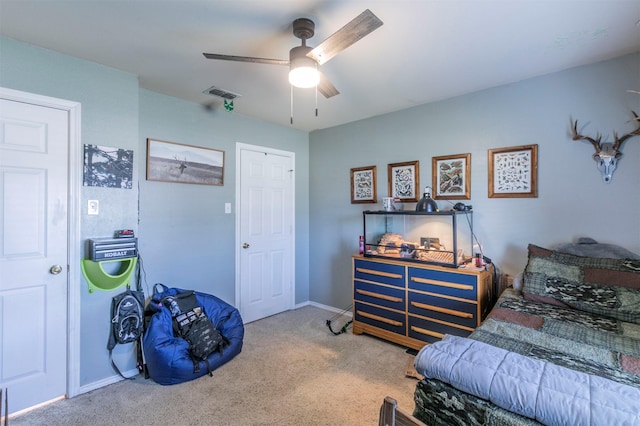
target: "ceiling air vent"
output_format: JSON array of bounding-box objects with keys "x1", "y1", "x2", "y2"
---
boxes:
[{"x1": 203, "y1": 86, "x2": 242, "y2": 100}]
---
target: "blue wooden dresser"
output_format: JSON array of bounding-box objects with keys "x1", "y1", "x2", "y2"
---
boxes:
[{"x1": 353, "y1": 255, "x2": 491, "y2": 350}]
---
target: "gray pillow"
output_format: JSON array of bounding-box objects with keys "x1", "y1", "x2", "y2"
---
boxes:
[{"x1": 554, "y1": 237, "x2": 640, "y2": 260}]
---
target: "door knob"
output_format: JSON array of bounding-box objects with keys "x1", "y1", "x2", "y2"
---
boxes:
[
  {"x1": 242, "y1": 243, "x2": 250, "y2": 249},
  {"x1": 50, "y1": 265, "x2": 63, "y2": 275}
]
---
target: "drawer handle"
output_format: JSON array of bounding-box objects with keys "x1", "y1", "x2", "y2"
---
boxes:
[
  {"x1": 356, "y1": 267, "x2": 403, "y2": 279},
  {"x1": 356, "y1": 289, "x2": 402, "y2": 303},
  {"x1": 357, "y1": 310, "x2": 403, "y2": 327},
  {"x1": 411, "y1": 277, "x2": 473, "y2": 291},
  {"x1": 411, "y1": 325, "x2": 443, "y2": 339},
  {"x1": 411, "y1": 301, "x2": 473, "y2": 318}
]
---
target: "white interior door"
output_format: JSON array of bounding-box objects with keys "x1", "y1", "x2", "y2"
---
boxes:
[
  {"x1": 0, "y1": 97, "x2": 69, "y2": 415},
  {"x1": 237, "y1": 144, "x2": 294, "y2": 323}
]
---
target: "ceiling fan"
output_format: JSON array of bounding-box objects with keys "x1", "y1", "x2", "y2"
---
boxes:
[{"x1": 203, "y1": 9, "x2": 383, "y2": 99}]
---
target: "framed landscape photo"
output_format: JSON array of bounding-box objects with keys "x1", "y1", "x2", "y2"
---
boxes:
[
  {"x1": 488, "y1": 144, "x2": 538, "y2": 198},
  {"x1": 146, "y1": 138, "x2": 224, "y2": 186},
  {"x1": 388, "y1": 160, "x2": 420, "y2": 202},
  {"x1": 432, "y1": 153, "x2": 471, "y2": 200},
  {"x1": 350, "y1": 165, "x2": 377, "y2": 204}
]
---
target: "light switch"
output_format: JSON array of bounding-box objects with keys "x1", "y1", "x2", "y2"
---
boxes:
[
  {"x1": 88, "y1": 200, "x2": 99, "y2": 215},
  {"x1": 225, "y1": 203, "x2": 231, "y2": 214}
]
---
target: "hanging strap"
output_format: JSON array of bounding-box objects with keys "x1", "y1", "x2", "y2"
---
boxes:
[{"x1": 109, "y1": 349, "x2": 133, "y2": 380}]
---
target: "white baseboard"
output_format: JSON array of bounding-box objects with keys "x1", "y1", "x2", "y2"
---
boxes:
[
  {"x1": 293, "y1": 300, "x2": 311, "y2": 309},
  {"x1": 305, "y1": 301, "x2": 353, "y2": 318},
  {"x1": 76, "y1": 368, "x2": 140, "y2": 396}
]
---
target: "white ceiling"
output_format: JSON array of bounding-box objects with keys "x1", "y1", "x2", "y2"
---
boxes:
[{"x1": 1, "y1": 0, "x2": 639, "y2": 132}]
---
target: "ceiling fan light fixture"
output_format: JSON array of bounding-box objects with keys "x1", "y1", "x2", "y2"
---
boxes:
[
  {"x1": 289, "y1": 46, "x2": 319, "y2": 88},
  {"x1": 289, "y1": 66, "x2": 319, "y2": 88},
  {"x1": 203, "y1": 10, "x2": 382, "y2": 101}
]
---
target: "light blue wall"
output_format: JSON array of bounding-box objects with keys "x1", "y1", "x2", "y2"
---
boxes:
[
  {"x1": 0, "y1": 36, "x2": 140, "y2": 385},
  {"x1": 2, "y1": 33, "x2": 638, "y2": 391},
  {"x1": 308, "y1": 53, "x2": 640, "y2": 308},
  {"x1": 0, "y1": 36, "x2": 309, "y2": 389},
  {"x1": 138, "y1": 89, "x2": 310, "y2": 304}
]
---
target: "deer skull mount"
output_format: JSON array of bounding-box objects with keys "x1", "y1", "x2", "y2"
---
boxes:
[{"x1": 571, "y1": 111, "x2": 640, "y2": 183}]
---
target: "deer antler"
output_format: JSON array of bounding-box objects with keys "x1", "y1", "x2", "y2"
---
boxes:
[
  {"x1": 571, "y1": 119, "x2": 602, "y2": 154},
  {"x1": 612, "y1": 111, "x2": 640, "y2": 152}
]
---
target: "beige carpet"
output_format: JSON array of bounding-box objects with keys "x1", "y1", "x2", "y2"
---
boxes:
[{"x1": 11, "y1": 306, "x2": 418, "y2": 426}]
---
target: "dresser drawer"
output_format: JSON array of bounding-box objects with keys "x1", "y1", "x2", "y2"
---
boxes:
[
  {"x1": 354, "y1": 301, "x2": 406, "y2": 335},
  {"x1": 408, "y1": 315, "x2": 473, "y2": 344},
  {"x1": 408, "y1": 291, "x2": 477, "y2": 328},
  {"x1": 354, "y1": 259, "x2": 405, "y2": 288},
  {"x1": 408, "y1": 267, "x2": 477, "y2": 300},
  {"x1": 354, "y1": 280, "x2": 405, "y2": 311}
]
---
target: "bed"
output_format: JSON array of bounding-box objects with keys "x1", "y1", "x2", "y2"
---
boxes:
[{"x1": 411, "y1": 239, "x2": 640, "y2": 425}]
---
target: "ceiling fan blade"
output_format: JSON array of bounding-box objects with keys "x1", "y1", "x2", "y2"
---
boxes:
[
  {"x1": 203, "y1": 53, "x2": 288, "y2": 66},
  {"x1": 307, "y1": 9, "x2": 383, "y2": 66},
  {"x1": 318, "y1": 72, "x2": 339, "y2": 98}
]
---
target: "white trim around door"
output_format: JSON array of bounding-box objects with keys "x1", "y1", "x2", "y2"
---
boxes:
[
  {"x1": 0, "y1": 87, "x2": 82, "y2": 400},
  {"x1": 235, "y1": 142, "x2": 296, "y2": 321}
]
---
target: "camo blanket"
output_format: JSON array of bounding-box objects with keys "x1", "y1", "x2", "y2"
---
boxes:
[{"x1": 412, "y1": 288, "x2": 640, "y2": 426}]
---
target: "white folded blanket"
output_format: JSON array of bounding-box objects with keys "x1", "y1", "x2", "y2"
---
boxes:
[{"x1": 414, "y1": 335, "x2": 640, "y2": 426}]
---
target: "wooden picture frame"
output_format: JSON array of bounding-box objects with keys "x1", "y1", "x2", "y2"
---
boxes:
[
  {"x1": 146, "y1": 138, "x2": 224, "y2": 186},
  {"x1": 350, "y1": 165, "x2": 377, "y2": 204},
  {"x1": 432, "y1": 153, "x2": 471, "y2": 200},
  {"x1": 388, "y1": 161, "x2": 420, "y2": 202},
  {"x1": 488, "y1": 144, "x2": 538, "y2": 198}
]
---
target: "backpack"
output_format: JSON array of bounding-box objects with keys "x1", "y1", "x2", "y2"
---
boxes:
[
  {"x1": 161, "y1": 290, "x2": 227, "y2": 376},
  {"x1": 107, "y1": 288, "x2": 145, "y2": 379}
]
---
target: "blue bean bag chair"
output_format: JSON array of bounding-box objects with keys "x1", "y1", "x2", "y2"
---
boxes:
[{"x1": 143, "y1": 284, "x2": 244, "y2": 385}]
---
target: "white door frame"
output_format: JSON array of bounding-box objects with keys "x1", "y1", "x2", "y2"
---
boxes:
[
  {"x1": 0, "y1": 87, "x2": 82, "y2": 400},
  {"x1": 234, "y1": 142, "x2": 296, "y2": 316}
]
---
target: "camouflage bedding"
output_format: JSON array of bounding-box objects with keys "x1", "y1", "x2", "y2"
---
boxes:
[{"x1": 412, "y1": 288, "x2": 640, "y2": 425}]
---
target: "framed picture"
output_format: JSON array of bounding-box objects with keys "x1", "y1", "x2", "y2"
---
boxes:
[
  {"x1": 83, "y1": 144, "x2": 134, "y2": 189},
  {"x1": 146, "y1": 138, "x2": 224, "y2": 186},
  {"x1": 350, "y1": 165, "x2": 377, "y2": 204},
  {"x1": 432, "y1": 153, "x2": 471, "y2": 200},
  {"x1": 388, "y1": 161, "x2": 420, "y2": 202},
  {"x1": 488, "y1": 144, "x2": 538, "y2": 198}
]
